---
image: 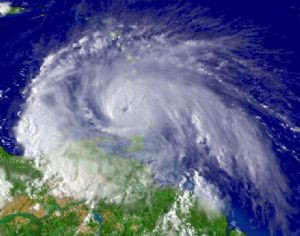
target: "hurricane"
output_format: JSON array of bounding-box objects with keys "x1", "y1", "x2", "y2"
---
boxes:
[{"x1": 13, "y1": 2, "x2": 298, "y2": 235}]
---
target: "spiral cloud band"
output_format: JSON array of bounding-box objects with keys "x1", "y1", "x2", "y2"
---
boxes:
[{"x1": 15, "y1": 13, "x2": 291, "y2": 233}]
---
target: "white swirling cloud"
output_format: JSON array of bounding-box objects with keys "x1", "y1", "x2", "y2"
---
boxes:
[{"x1": 15, "y1": 17, "x2": 291, "y2": 232}]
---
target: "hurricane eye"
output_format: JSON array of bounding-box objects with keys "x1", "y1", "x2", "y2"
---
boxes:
[{"x1": 122, "y1": 106, "x2": 128, "y2": 112}]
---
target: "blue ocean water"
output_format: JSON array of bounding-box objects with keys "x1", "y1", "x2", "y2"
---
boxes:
[{"x1": 0, "y1": 1, "x2": 299, "y2": 235}]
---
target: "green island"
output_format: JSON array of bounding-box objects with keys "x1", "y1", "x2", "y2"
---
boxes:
[
  {"x1": 0, "y1": 145, "x2": 245, "y2": 235},
  {"x1": 127, "y1": 135, "x2": 144, "y2": 152},
  {"x1": 0, "y1": 3, "x2": 24, "y2": 16},
  {"x1": 7, "y1": 6, "x2": 24, "y2": 15}
]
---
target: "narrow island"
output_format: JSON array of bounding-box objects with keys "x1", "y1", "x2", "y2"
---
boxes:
[{"x1": 0, "y1": 2, "x2": 24, "y2": 16}]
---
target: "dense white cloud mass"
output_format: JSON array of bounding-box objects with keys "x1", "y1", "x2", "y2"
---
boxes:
[
  {"x1": 15, "y1": 15, "x2": 291, "y2": 232},
  {"x1": 0, "y1": 168, "x2": 12, "y2": 208},
  {"x1": 0, "y1": 2, "x2": 11, "y2": 16}
]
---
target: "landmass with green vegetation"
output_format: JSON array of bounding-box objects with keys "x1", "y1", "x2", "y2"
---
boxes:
[
  {"x1": 7, "y1": 6, "x2": 24, "y2": 15},
  {"x1": 0, "y1": 3, "x2": 24, "y2": 16},
  {"x1": 127, "y1": 135, "x2": 144, "y2": 152},
  {"x1": 0, "y1": 145, "x2": 245, "y2": 235}
]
